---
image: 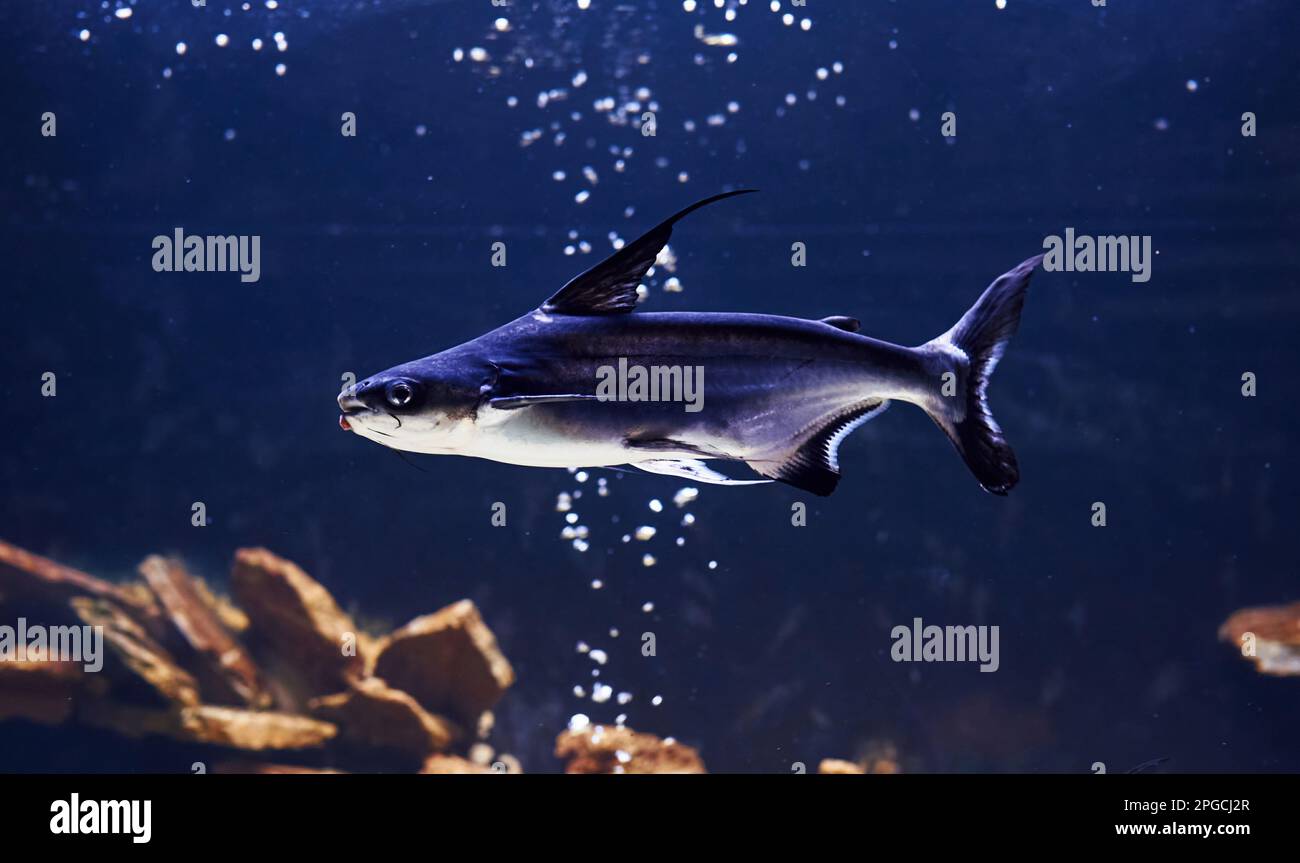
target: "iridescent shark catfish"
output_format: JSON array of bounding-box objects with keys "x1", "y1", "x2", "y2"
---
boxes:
[{"x1": 338, "y1": 191, "x2": 1043, "y2": 496}]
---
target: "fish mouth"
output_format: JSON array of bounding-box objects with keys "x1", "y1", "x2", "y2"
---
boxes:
[
  {"x1": 337, "y1": 391, "x2": 367, "y2": 432},
  {"x1": 336, "y1": 405, "x2": 401, "y2": 434}
]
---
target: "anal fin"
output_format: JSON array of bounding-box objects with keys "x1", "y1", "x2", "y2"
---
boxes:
[{"x1": 748, "y1": 400, "x2": 890, "y2": 496}]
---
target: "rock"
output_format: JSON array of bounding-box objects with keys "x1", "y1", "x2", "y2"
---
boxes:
[
  {"x1": 230, "y1": 548, "x2": 365, "y2": 701},
  {"x1": 83, "y1": 704, "x2": 338, "y2": 751},
  {"x1": 420, "y1": 754, "x2": 497, "y2": 774},
  {"x1": 214, "y1": 762, "x2": 345, "y2": 774},
  {"x1": 555, "y1": 725, "x2": 705, "y2": 774},
  {"x1": 138, "y1": 555, "x2": 267, "y2": 707},
  {"x1": 456, "y1": 745, "x2": 523, "y2": 774},
  {"x1": 0, "y1": 659, "x2": 89, "y2": 725},
  {"x1": 866, "y1": 757, "x2": 901, "y2": 774},
  {"x1": 0, "y1": 541, "x2": 528, "y2": 775},
  {"x1": 308, "y1": 677, "x2": 459, "y2": 757},
  {"x1": 1219, "y1": 601, "x2": 1300, "y2": 676},
  {"x1": 189, "y1": 577, "x2": 250, "y2": 634},
  {"x1": 857, "y1": 740, "x2": 902, "y2": 774},
  {"x1": 0, "y1": 539, "x2": 158, "y2": 624},
  {"x1": 76, "y1": 701, "x2": 187, "y2": 739},
  {"x1": 816, "y1": 755, "x2": 900, "y2": 774},
  {"x1": 69, "y1": 597, "x2": 200, "y2": 708},
  {"x1": 372, "y1": 600, "x2": 514, "y2": 723},
  {"x1": 176, "y1": 706, "x2": 338, "y2": 750}
]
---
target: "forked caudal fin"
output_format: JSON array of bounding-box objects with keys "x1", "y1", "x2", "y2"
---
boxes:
[
  {"x1": 739, "y1": 256, "x2": 1039, "y2": 498},
  {"x1": 922, "y1": 255, "x2": 1043, "y2": 495}
]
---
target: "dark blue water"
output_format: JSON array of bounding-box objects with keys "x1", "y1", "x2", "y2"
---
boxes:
[{"x1": 2, "y1": 0, "x2": 1298, "y2": 772}]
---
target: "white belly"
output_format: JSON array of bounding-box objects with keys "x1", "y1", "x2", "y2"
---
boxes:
[
  {"x1": 351, "y1": 403, "x2": 708, "y2": 469},
  {"x1": 459, "y1": 405, "x2": 700, "y2": 468}
]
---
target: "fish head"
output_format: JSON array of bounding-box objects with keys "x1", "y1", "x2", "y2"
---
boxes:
[{"x1": 338, "y1": 352, "x2": 493, "y2": 453}]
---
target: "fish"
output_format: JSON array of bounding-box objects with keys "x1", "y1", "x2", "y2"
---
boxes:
[{"x1": 339, "y1": 190, "x2": 1043, "y2": 496}]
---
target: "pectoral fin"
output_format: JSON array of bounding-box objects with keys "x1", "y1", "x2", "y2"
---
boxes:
[
  {"x1": 483, "y1": 361, "x2": 601, "y2": 410},
  {"x1": 488, "y1": 394, "x2": 597, "y2": 410}
]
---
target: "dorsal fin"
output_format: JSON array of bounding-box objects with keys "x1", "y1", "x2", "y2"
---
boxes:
[
  {"x1": 541, "y1": 189, "x2": 758, "y2": 315},
  {"x1": 820, "y1": 315, "x2": 860, "y2": 332}
]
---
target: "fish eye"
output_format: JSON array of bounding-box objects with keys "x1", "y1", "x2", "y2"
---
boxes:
[{"x1": 386, "y1": 381, "x2": 415, "y2": 408}]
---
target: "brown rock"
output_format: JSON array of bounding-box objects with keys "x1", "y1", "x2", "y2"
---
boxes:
[
  {"x1": 139, "y1": 555, "x2": 267, "y2": 706},
  {"x1": 82, "y1": 704, "x2": 337, "y2": 750},
  {"x1": 815, "y1": 756, "x2": 900, "y2": 774},
  {"x1": 190, "y1": 577, "x2": 250, "y2": 634},
  {"x1": 76, "y1": 701, "x2": 186, "y2": 739},
  {"x1": 0, "y1": 659, "x2": 89, "y2": 725},
  {"x1": 858, "y1": 739, "x2": 902, "y2": 774},
  {"x1": 6, "y1": 692, "x2": 75, "y2": 726},
  {"x1": 70, "y1": 597, "x2": 200, "y2": 707},
  {"x1": 1219, "y1": 601, "x2": 1300, "y2": 676},
  {"x1": 555, "y1": 725, "x2": 705, "y2": 774},
  {"x1": 177, "y1": 706, "x2": 337, "y2": 750},
  {"x1": 0, "y1": 539, "x2": 157, "y2": 622},
  {"x1": 230, "y1": 548, "x2": 364, "y2": 700},
  {"x1": 214, "y1": 762, "x2": 345, "y2": 774},
  {"x1": 420, "y1": 754, "x2": 497, "y2": 774},
  {"x1": 372, "y1": 600, "x2": 514, "y2": 723},
  {"x1": 308, "y1": 677, "x2": 459, "y2": 756}
]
